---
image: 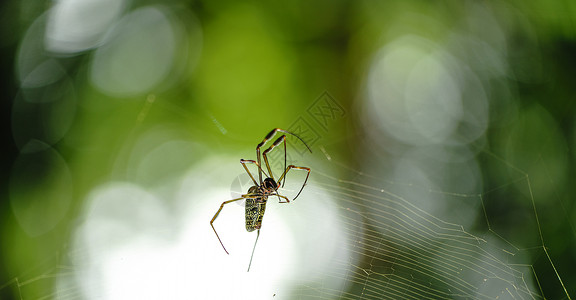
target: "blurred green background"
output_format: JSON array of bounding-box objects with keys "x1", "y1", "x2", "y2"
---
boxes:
[{"x1": 1, "y1": 0, "x2": 576, "y2": 299}]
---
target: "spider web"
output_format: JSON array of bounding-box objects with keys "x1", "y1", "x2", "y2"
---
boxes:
[
  {"x1": 284, "y1": 149, "x2": 569, "y2": 300},
  {"x1": 1, "y1": 143, "x2": 573, "y2": 300}
]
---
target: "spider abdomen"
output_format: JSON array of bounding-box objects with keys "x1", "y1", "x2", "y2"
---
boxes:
[{"x1": 245, "y1": 197, "x2": 267, "y2": 232}]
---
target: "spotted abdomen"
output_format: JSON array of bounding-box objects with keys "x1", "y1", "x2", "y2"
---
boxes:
[{"x1": 245, "y1": 198, "x2": 266, "y2": 232}]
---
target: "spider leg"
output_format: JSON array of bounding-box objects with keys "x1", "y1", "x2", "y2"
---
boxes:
[
  {"x1": 210, "y1": 197, "x2": 246, "y2": 254},
  {"x1": 240, "y1": 159, "x2": 269, "y2": 186},
  {"x1": 247, "y1": 229, "x2": 260, "y2": 272},
  {"x1": 256, "y1": 128, "x2": 312, "y2": 183},
  {"x1": 262, "y1": 135, "x2": 287, "y2": 183},
  {"x1": 274, "y1": 193, "x2": 291, "y2": 203},
  {"x1": 277, "y1": 165, "x2": 311, "y2": 200}
]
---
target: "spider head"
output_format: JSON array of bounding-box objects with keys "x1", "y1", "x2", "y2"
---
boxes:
[{"x1": 263, "y1": 178, "x2": 278, "y2": 191}]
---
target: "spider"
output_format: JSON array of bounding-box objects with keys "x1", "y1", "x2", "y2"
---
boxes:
[{"x1": 210, "y1": 128, "x2": 312, "y2": 271}]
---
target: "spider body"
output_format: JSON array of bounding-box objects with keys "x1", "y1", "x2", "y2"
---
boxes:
[{"x1": 210, "y1": 128, "x2": 311, "y2": 271}]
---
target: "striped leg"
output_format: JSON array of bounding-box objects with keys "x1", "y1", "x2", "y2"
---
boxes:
[
  {"x1": 256, "y1": 128, "x2": 312, "y2": 183},
  {"x1": 210, "y1": 197, "x2": 246, "y2": 254},
  {"x1": 277, "y1": 165, "x2": 311, "y2": 200},
  {"x1": 262, "y1": 135, "x2": 287, "y2": 183},
  {"x1": 240, "y1": 159, "x2": 267, "y2": 186}
]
